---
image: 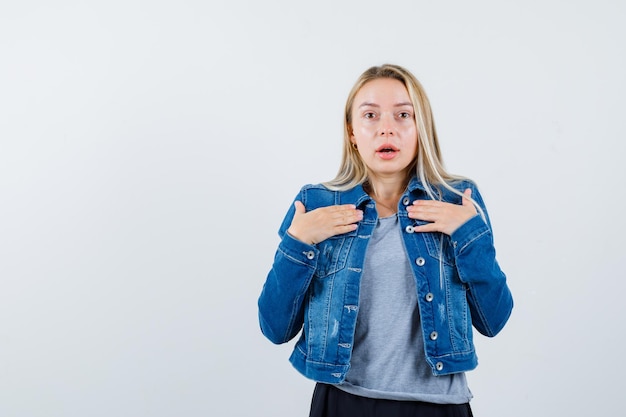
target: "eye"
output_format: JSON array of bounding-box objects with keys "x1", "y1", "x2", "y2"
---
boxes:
[
  {"x1": 364, "y1": 112, "x2": 376, "y2": 119},
  {"x1": 398, "y1": 112, "x2": 412, "y2": 119}
]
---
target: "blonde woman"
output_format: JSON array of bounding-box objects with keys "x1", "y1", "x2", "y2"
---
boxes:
[{"x1": 258, "y1": 64, "x2": 513, "y2": 417}]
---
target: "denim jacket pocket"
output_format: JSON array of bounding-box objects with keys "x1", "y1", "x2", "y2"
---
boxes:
[
  {"x1": 314, "y1": 230, "x2": 357, "y2": 278},
  {"x1": 420, "y1": 229, "x2": 456, "y2": 267}
]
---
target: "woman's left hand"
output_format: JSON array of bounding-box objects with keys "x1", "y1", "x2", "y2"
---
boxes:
[{"x1": 406, "y1": 188, "x2": 477, "y2": 236}]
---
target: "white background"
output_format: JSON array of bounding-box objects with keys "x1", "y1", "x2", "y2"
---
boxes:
[{"x1": 1, "y1": 1, "x2": 624, "y2": 416}]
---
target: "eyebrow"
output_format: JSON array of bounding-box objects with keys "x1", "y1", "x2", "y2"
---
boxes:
[{"x1": 358, "y1": 102, "x2": 413, "y2": 108}]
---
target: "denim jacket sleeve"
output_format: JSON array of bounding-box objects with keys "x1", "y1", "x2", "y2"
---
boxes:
[
  {"x1": 258, "y1": 190, "x2": 317, "y2": 344},
  {"x1": 450, "y1": 184, "x2": 513, "y2": 337}
]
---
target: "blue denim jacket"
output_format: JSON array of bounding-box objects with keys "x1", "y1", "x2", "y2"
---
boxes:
[{"x1": 258, "y1": 176, "x2": 513, "y2": 384}]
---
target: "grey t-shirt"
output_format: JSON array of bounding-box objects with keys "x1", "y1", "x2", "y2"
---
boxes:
[{"x1": 336, "y1": 214, "x2": 472, "y2": 404}]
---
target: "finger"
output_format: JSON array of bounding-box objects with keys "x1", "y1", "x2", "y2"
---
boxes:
[
  {"x1": 414, "y1": 205, "x2": 443, "y2": 214},
  {"x1": 407, "y1": 205, "x2": 441, "y2": 219},
  {"x1": 411, "y1": 199, "x2": 443, "y2": 208},
  {"x1": 324, "y1": 205, "x2": 361, "y2": 222},
  {"x1": 293, "y1": 200, "x2": 306, "y2": 214},
  {"x1": 462, "y1": 188, "x2": 472, "y2": 207},
  {"x1": 407, "y1": 209, "x2": 435, "y2": 222},
  {"x1": 317, "y1": 204, "x2": 354, "y2": 217},
  {"x1": 335, "y1": 209, "x2": 363, "y2": 225},
  {"x1": 326, "y1": 204, "x2": 357, "y2": 211},
  {"x1": 334, "y1": 223, "x2": 359, "y2": 234},
  {"x1": 412, "y1": 223, "x2": 439, "y2": 233}
]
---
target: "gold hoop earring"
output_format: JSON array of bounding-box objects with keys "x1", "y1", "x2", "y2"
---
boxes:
[{"x1": 352, "y1": 143, "x2": 358, "y2": 150}]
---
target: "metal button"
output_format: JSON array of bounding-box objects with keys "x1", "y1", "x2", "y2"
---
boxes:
[
  {"x1": 425, "y1": 293, "x2": 434, "y2": 302},
  {"x1": 415, "y1": 257, "x2": 425, "y2": 266},
  {"x1": 402, "y1": 196, "x2": 411, "y2": 205},
  {"x1": 436, "y1": 362, "x2": 444, "y2": 371},
  {"x1": 430, "y1": 331, "x2": 438, "y2": 341},
  {"x1": 405, "y1": 225, "x2": 414, "y2": 233},
  {"x1": 306, "y1": 251, "x2": 315, "y2": 260}
]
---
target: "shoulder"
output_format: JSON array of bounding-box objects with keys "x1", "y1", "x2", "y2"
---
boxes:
[
  {"x1": 439, "y1": 178, "x2": 482, "y2": 203},
  {"x1": 297, "y1": 184, "x2": 343, "y2": 210},
  {"x1": 276, "y1": 184, "x2": 342, "y2": 237},
  {"x1": 297, "y1": 183, "x2": 332, "y2": 199},
  {"x1": 298, "y1": 183, "x2": 329, "y2": 192},
  {"x1": 448, "y1": 177, "x2": 478, "y2": 190},
  {"x1": 295, "y1": 183, "x2": 368, "y2": 210}
]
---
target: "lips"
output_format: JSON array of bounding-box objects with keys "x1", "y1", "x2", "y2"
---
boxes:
[
  {"x1": 376, "y1": 144, "x2": 399, "y2": 153},
  {"x1": 375, "y1": 143, "x2": 399, "y2": 160}
]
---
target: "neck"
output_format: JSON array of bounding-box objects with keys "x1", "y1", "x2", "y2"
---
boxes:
[
  {"x1": 365, "y1": 175, "x2": 408, "y2": 216},
  {"x1": 366, "y1": 175, "x2": 407, "y2": 200}
]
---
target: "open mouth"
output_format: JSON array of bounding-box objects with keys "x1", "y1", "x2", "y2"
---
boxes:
[{"x1": 376, "y1": 144, "x2": 399, "y2": 153}]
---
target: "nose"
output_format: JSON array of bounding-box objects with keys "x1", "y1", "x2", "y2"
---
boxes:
[{"x1": 379, "y1": 114, "x2": 395, "y2": 136}]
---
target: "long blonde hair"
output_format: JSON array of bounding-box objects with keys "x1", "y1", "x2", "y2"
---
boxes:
[{"x1": 324, "y1": 64, "x2": 482, "y2": 216}]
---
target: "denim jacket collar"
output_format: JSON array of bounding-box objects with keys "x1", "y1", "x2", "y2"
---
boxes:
[{"x1": 345, "y1": 176, "x2": 428, "y2": 206}]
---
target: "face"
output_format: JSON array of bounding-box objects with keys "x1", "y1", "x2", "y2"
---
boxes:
[{"x1": 350, "y1": 78, "x2": 418, "y2": 181}]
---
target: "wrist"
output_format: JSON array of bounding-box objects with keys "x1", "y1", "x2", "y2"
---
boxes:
[{"x1": 286, "y1": 228, "x2": 313, "y2": 245}]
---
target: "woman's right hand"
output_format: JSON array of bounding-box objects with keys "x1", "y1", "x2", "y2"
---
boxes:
[{"x1": 286, "y1": 201, "x2": 363, "y2": 245}]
